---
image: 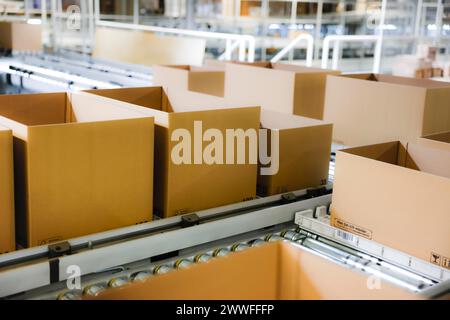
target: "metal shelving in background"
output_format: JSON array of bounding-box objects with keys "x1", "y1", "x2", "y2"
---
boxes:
[{"x1": 0, "y1": 0, "x2": 449, "y2": 72}]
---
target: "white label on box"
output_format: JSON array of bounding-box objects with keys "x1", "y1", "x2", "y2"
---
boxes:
[{"x1": 335, "y1": 229, "x2": 358, "y2": 244}]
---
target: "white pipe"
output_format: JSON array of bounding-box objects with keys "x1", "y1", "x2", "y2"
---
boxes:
[
  {"x1": 94, "y1": 0, "x2": 100, "y2": 23},
  {"x1": 218, "y1": 39, "x2": 240, "y2": 61},
  {"x1": 271, "y1": 33, "x2": 314, "y2": 67},
  {"x1": 373, "y1": 0, "x2": 387, "y2": 73},
  {"x1": 332, "y1": 40, "x2": 340, "y2": 70},
  {"x1": 238, "y1": 39, "x2": 246, "y2": 62},
  {"x1": 133, "y1": 0, "x2": 139, "y2": 25},
  {"x1": 414, "y1": 0, "x2": 423, "y2": 37}
]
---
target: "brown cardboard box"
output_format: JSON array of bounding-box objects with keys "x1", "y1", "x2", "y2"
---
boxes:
[
  {"x1": 225, "y1": 62, "x2": 340, "y2": 120},
  {"x1": 324, "y1": 74, "x2": 450, "y2": 147},
  {"x1": 94, "y1": 242, "x2": 420, "y2": 300},
  {"x1": 258, "y1": 110, "x2": 332, "y2": 196},
  {"x1": 331, "y1": 141, "x2": 450, "y2": 267},
  {"x1": 84, "y1": 87, "x2": 260, "y2": 218},
  {"x1": 137, "y1": 91, "x2": 333, "y2": 197},
  {"x1": 0, "y1": 126, "x2": 14, "y2": 254},
  {"x1": 0, "y1": 92, "x2": 154, "y2": 248},
  {"x1": 93, "y1": 26, "x2": 205, "y2": 66},
  {"x1": 0, "y1": 21, "x2": 42, "y2": 51},
  {"x1": 153, "y1": 65, "x2": 225, "y2": 97},
  {"x1": 419, "y1": 131, "x2": 450, "y2": 152}
]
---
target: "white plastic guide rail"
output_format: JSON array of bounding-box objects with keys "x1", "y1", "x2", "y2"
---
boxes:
[{"x1": 295, "y1": 210, "x2": 450, "y2": 283}]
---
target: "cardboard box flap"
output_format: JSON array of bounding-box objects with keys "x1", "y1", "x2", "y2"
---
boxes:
[
  {"x1": 406, "y1": 143, "x2": 450, "y2": 178},
  {"x1": 341, "y1": 73, "x2": 450, "y2": 89},
  {"x1": 69, "y1": 92, "x2": 156, "y2": 123},
  {"x1": 272, "y1": 63, "x2": 333, "y2": 74},
  {"x1": 423, "y1": 131, "x2": 450, "y2": 144},
  {"x1": 94, "y1": 242, "x2": 419, "y2": 300},
  {"x1": 85, "y1": 87, "x2": 164, "y2": 110},
  {"x1": 261, "y1": 110, "x2": 331, "y2": 130},
  {"x1": 166, "y1": 89, "x2": 248, "y2": 112},
  {"x1": 0, "y1": 93, "x2": 66, "y2": 126},
  {"x1": 339, "y1": 141, "x2": 403, "y2": 165},
  {"x1": 341, "y1": 141, "x2": 450, "y2": 179},
  {"x1": 84, "y1": 88, "x2": 169, "y2": 126}
]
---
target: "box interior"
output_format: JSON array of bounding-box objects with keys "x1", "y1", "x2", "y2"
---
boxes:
[
  {"x1": 235, "y1": 61, "x2": 330, "y2": 74},
  {"x1": 0, "y1": 92, "x2": 148, "y2": 129},
  {"x1": 261, "y1": 109, "x2": 331, "y2": 130},
  {"x1": 164, "y1": 65, "x2": 223, "y2": 73},
  {"x1": 423, "y1": 131, "x2": 450, "y2": 144},
  {"x1": 341, "y1": 141, "x2": 450, "y2": 179}
]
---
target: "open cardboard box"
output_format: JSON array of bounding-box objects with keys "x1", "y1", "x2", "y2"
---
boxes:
[
  {"x1": 93, "y1": 26, "x2": 205, "y2": 66},
  {"x1": 224, "y1": 62, "x2": 340, "y2": 120},
  {"x1": 419, "y1": 131, "x2": 450, "y2": 152},
  {"x1": 136, "y1": 90, "x2": 333, "y2": 197},
  {"x1": 151, "y1": 91, "x2": 332, "y2": 196},
  {"x1": 84, "y1": 87, "x2": 260, "y2": 218},
  {"x1": 258, "y1": 110, "x2": 332, "y2": 196},
  {"x1": 324, "y1": 73, "x2": 450, "y2": 147},
  {"x1": 153, "y1": 65, "x2": 225, "y2": 97},
  {"x1": 0, "y1": 126, "x2": 14, "y2": 254},
  {"x1": 0, "y1": 21, "x2": 42, "y2": 51},
  {"x1": 331, "y1": 141, "x2": 450, "y2": 267},
  {"x1": 0, "y1": 92, "x2": 155, "y2": 248},
  {"x1": 94, "y1": 242, "x2": 421, "y2": 300}
]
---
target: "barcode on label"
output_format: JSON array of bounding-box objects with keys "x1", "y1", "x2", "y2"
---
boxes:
[{"x1": 335, "y1": 229, "x2": 357, "y2": 243}]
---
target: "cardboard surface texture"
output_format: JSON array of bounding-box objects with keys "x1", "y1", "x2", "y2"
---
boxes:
[
  {"x1": 324, "y1": 73, "x2": 450, "y2": 147},
  {"x1": 84, "y1": 87, "x2": 260, "y2": 218},
  {"x1": 419, "y1": 131, "x2": 450, "y2": 152},
  {"x1": 93, "y1": 26, "x2": 205, "y2": 66},
  {"x1": 153, "y1": 65, "x2": 225, "y2": 97},
  {"x1": 0, "y1": 92, "x2": 154, "y2": 248},
  {"x1": 225, "y1": 62, "x2": 340, "y2": 120},
  {"x1": 94, "y1": 242, "x2": 420, "y2": 300},
  {"x1": 331, "y1": 141, "x2": 450, "y2": 267},
  {"x1": 0, "y1": 126, "x2": 15, "y2": 253},
  {"x1": 258, "y1": 110, "x2": 332, "y2": 196},
  {"x1": 0, "y1": 21, "x2": 42, "y2": 51}
]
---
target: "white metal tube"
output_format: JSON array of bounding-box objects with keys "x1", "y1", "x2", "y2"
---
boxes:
[
  {"x1": 271, "y1": 33, "x2": 314, "y2": 67},
  {"x1": 332, "y1": 40, "x2": 340, "y2": 70},
  {"x1": 414, "y1": 0, "x2": 423, "y2": 37},
  {"x1": 133, "y1": 0, "x2": 139, "y2": 25},
  {"x1": 41, "y1": 0, "x2": 47, "y2": 25},
  {"x1": 94, "y1": 0, "x2": 100, "y2": 23},
  {"x1": 238, "y1": 39, "x2": 246, "y2": 62},
  {"x1": 373, "y1": 0, "x2": 387, "y2": 74}
]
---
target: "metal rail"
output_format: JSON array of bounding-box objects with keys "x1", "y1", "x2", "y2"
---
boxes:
[{"x1": 271, "y1": 33, "x2": 314, "y2": 66}]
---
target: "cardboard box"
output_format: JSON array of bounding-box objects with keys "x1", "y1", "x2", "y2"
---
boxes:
[
  {"x1": 84, "y1": 87, "x2": 260, "y2": 218},
  {"x1": 331, "y1": 141, "x2": 450, "y2": 266},
  {"x1": 0, "y1": 126, "x2": 14, "y2": 254},
  {"x1": 258, "y1": 110, "x2": 332, "y2": 196},
  {"x1": 148, "y1": 92, "x2": 332, "y2": 196},
  {"x1": 224, "y1": 62, "x2": 340, "y2": 120},
  {"x1": 419, "y1": 131, "x2": 450, "y2": 152},
  {"x1": 324, "y1": 74, "x2": 450, "y2": 147},
  {"x1": 0, "y1": 92, "x2": 154, "y2": 248},
  {"x1": 95, "y1": 242, "x2": 420, "y2": 300},
  {"x1": 93, "y1": 26, "x2": 206, "y2": 66},
  {"x1": 0, "y1": 21, "x2": 42, "y2": 51},
  {"x1": 153, "y1": 65, "x2": 225, "y2": 97}
]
